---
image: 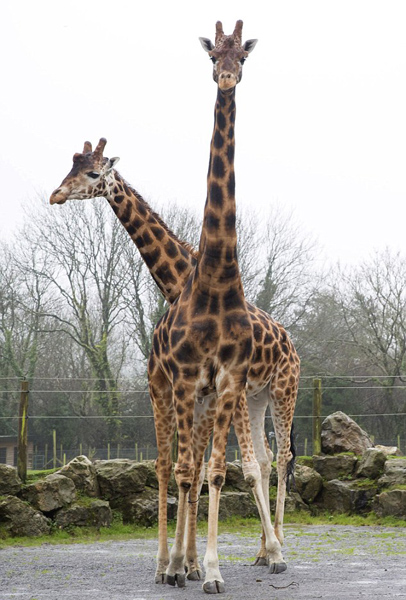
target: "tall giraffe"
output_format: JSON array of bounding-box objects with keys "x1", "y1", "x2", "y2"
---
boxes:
[
  {"x1": 146, "y1": 20, "x2": 287, "y2": 593},
  {"x1": 49, "y1": 23, "x2": 299, "y2": 588}
]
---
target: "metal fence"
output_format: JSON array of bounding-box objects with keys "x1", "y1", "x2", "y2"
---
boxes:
[{"x1": 1, "y1": 375, "x2": 405, "y2": 475}]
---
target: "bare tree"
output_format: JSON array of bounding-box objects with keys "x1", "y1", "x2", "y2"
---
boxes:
[
  {"x1": 254, "y1": 205, "x2": 319, "y2": 328},
  {"x1": 18, "y1": 197, "x2": 134, "y2": 440},
  {"x1": 331, "y1": 249, "x2": 406, "y2": 438}
]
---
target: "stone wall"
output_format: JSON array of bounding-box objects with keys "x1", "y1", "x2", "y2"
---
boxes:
[{"x1": 1, "y1": 448, "x2": 405, "y2": 538}]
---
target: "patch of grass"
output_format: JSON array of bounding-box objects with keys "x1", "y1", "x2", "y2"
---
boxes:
[
  {"x1": 26, "y1": 468, "x2": 59, "y2": 483},
  {"x1": 1, "y1": 511, "x2": 405, "y2": 550},
  {"x1": 349, "y1": 478, "x2": 379, "y2": 489}
]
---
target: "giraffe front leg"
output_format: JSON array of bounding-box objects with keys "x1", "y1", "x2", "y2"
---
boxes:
[
  {"x1": 149, "y1": 373, "x2": 176, "y2": 584},
  {"x1": 202, "y1": 390, "x2": 239, "y2": 594},
  {"x1": 185, "y1": 395, "x2": 216, "y2": 581},
  {"x1": 166, "y1": 384, "x2": 196, "y2": 588}
]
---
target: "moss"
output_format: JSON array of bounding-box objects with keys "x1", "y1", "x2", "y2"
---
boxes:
[{"x1": 296, "y1": 456, "x2": 314, "y2": 468}]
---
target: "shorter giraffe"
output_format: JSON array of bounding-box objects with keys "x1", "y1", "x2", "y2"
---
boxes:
[{"x1": 49, "y1": 136, "x2": 299, "y2": 581}]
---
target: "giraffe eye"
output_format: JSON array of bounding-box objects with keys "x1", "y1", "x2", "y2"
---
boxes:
[
  {"x1": 240, "y1": 57, "x2": 246, "y2": 65},
  {"x1": 210, "y1": 56, "x2": 217, "y2": 64},
  {"x1": 87, "y1": 171, "x2": 100, "y2": 179}
]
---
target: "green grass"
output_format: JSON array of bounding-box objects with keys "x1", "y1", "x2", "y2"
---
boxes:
[
  {"x1": 1, "y1": 512, "x2": 405, "y2": 549},
  {"x1": 26, "y1": 468, "x2": 60, "y2": 483}
]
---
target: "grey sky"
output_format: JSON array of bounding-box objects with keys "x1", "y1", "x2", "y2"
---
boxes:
[{"x1": 1, "y1": 0, "x2": 405, "y2": 266}]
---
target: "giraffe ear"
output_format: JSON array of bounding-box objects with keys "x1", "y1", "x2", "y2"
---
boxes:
[
  {"x1": 106, "y1": 157, "x2": 120, "y2": 172},
  {"x1": 199, "y1": 37, "x2": 214, "y2": 53},
  {"x1": 243, "y1": 39, "x2": 258, "y2": 54}
]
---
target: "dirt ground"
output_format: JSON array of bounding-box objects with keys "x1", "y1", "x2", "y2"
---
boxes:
[{"x1": 1, "y1": 524, "x2": 406, "y2": 600}]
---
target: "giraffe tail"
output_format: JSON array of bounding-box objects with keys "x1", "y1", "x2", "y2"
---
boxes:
[{"x1": 286, "y1": 423, "x2": 297, "y2": 494}]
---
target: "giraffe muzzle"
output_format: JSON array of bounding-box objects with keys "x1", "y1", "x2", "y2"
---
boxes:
[
  {"x1": 218, "y1": 71, "x2": 238, "y2": 91},
  {"x1": 49, "y1": 189, "x2": 67, "y2": 205}
]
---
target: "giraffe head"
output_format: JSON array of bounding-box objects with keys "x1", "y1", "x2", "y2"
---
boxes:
[
  {"x1": 199, "y1": 20, "x2": 257, "y2": 91},
  {"x1": 50, "y1": 138, "x2": 120, "y2": 205}
]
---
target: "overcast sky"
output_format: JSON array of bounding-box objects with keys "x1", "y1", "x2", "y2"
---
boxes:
[{"x1": 1, "y1": 0, "x2": 405, "y2": 266}]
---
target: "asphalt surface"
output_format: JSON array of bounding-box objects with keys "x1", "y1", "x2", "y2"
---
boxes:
[{"x1": 1, "y1": 525, "x2": 406, "y2": 600}]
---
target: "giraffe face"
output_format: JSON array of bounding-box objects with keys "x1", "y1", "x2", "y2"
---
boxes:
[
  {"x1": 199, "y1": 20, "x2": 257, "y2": 91},
  {"x1": 49, "y1": 138, "x2": 120, "y2": 205}
]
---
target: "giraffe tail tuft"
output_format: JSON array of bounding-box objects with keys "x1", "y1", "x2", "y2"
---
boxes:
[{"x1": 286, "y1": 423, "x2": 297, "y2": 494}]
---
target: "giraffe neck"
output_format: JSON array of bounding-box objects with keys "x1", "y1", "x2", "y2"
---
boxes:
[
  {"x1": 197, "y1": 88, "x2": 241, "y2": 289},
  {"x1": 104, "y1": 172, "x2": 197, "y2": 303}
]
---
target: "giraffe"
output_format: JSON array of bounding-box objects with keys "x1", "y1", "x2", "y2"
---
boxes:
[
  {"x1": 49, "y1": 22, "x2": 300, "y2": 588},
  {"x1": 145, "y1": 19, "x2": 291, "y2": 593}
]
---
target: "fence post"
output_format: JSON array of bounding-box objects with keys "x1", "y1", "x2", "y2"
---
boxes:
[
  {"x1": 17, "y1": 379, "x2": 29, "y2": 483},
  {"x1": 53, "y1": 430, "x2": 57, "y2": 469},
  {"x1": 313, "y1": 378, "x2": 322, "y2": 455}
]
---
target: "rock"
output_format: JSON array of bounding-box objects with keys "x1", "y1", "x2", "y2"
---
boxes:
[
  {"x1": 21, "y1": 473, "x2": 76, "y2": 512},
  {"x1": 375, "y1": 445, "x2": 402, "y2": 457},
  {"x1": 0, "y1": 464, "x2": 22, "y2": 496},
  {"x1": 121, "y1": 488, "x2": 177, "y2": 526},
  {"x1": 283, "y1": 491, "x2": 311, "y2": 513},
  {"x1": 313, "y1": 454, "x2": 357, "y2": 481},
  {"x1": 377, "y1": 458, "x2": 406, "y2": 488},
  {"x1": 0, "y1": 496, "x2": 51, "y2": 537},
  {"x1": 144, "y1": 460, "x2": 178, "y2": 496},
  {"x1": 356, "y1": 448, "x2": 386, "y2": 479},
  {"x1": 54, "y1": 499, "x2": 112, "y2": 529},
  {"x1": 318, "y1": 479, "x2": 377, "y2": 514},
  {"x1": 294, "y1": 464, "x2": 323, "y2": 503},
  {"x1": 225, "y1": 462, "x2": 251, "y2": 493},
  {"x1": 57, "y1": 456, "x2": 100, "y2": 497},
  {"x1": 95, "y1": 459, "x2": 150, "y2": 506},
  {"x1": 321, "y1": 411, "x2": 373, "y2": 455},
  {"x1": 198, "y1": 492, "x2": 259, "y2": 521},
  {"x1": 374, "y1": 490, "x2": 406, "y2": 518}
]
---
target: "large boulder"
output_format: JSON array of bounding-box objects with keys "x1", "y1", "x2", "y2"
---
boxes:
[
  {"x1": 374, "y1": 490, "x2": 406, "y2": 518},
  {"x1": 21, "y1": 473, "x2": 76, "y2": 512},
  {"x1": 144, "y1": 460, "x2": 178, "y2": 496},
  {"x1": 54, "y1": 499, "x2": 112, "y2": 529},
  {"x1": 375, "y1": 445, "x2": 402, "y2": 457},
  {"x1": 121, "y1": 488, "x2": 177, "y2": 526},
  {"x1": 318, "y1": 479, "x2": 377, "y2": 514},
  {"x1": 95, "y1": 459, "x2": 150, "y2": 506},
  {"x1": 0, "y1": 464, "x2": 22, "y2": 496},
  {"x1": 313, "y1": 454, "x2": 358, "y2": 481},
  {"x1": 294, "y1": 464, "x2": 323, "y2": 503},
  {"x1": 198, "y1": 492, "x2": 259, "y2": 521},
  {"x1": 0, "y1": 496, "x2": 51, "y2": 537},
  {"x1": 57, "y1": 456, "x2": 100, "y2": 497},
  {"x1": 356, "y1": 448, "x2": 386, "y2": 479},
  {"x1": 321, "y1": 411, "x2": 374, "y2": 455},
  {"x1": 225, "y1": 462, "x2": 251, "y2": 493},
  {"x1": 377, "y1": 458, "x2": 406, "y2": 488}
]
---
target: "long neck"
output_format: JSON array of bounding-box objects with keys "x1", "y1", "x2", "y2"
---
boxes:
[
  {"x1": 105, "y1": 172, "x2": 197, "y2": 304},
  {"x1": 197, "y1": 88, "x2": 241, "y2": 288}
]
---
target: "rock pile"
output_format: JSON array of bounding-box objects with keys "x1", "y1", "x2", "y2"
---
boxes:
[{"x1": 0, "y1": 413, "x2": 405, "y2": 538}]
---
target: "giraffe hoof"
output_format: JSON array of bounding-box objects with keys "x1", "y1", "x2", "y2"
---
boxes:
[
  {"x1": 203, "y1": 580, "x2": 225, "y2": 594},
  {"x1": 268, "y1": 561, "x2": 287, "y2": 574},
  {"x1": 254, "y1": 557, "x2": 268, "y2": 566},
  {"x1": 187, "y1": 568, "x2": 203, "y2": 581},
  {"x1": 167, "y1": 573, "x2": 186, "y2": 588},
  {"x1": 155, "y1": 573, "x2": 167, "y2": 584}
]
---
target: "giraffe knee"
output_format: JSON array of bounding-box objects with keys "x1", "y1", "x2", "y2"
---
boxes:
[
  {"x1": 174, "y1": 462, "x2": 195, "y2": 490},
  {"x1": 210, "y1": 474, "x2": 224, "y2": 490}
]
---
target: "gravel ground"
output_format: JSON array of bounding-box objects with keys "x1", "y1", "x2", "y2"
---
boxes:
[{"x1": 1, "y1": 525, "x2": 406, "y2": 600}]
